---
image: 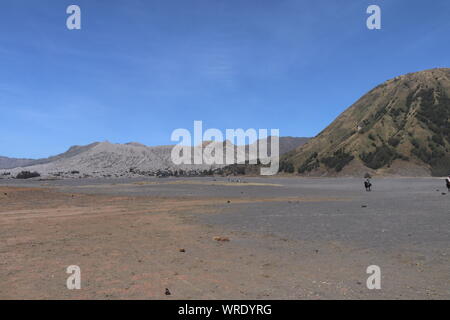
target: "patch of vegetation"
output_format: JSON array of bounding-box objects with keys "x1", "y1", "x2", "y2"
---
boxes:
[
  {"x1": 360, "y1": 145, "x2": 400, "y2": 169},
  {"x1": 201, "y1": 169, "x2": 215, "y2": 176},
  {"x1": 415, "y1": 88, "x2": 450, "y2": 143},
  {"x1": 358, "y1": 107, "x2": 390, "y2": 135},
  {"x1": 221, "y1": 163, "x2": 259, "y2": 176},
  {"x1": 405, "y1": 91, "x2": 416, "y2": 109},
  {"x1": 298, "y1": 152, "x2": 319, "y2": 174},
  {"x1": 372, "y1": 108, "x2": 388, "y2": 123},
  {"x1": 389, "y1": 108, "x2": 401, "y2": 118},
  {"x1": 411, "y1": 138, "x2": 420, "y2": 149},
  {"x1": 411, "y1": 145, "x2": 432, "y2": 163},
  {"x1": 279, "y1": 160, "x2": 295, "y2": 173},
  {"x1": 431, "y1": 134, "x2": 445, "y2": 147},
  {"x1": 408, "y1": 88, "x2": 450, "y2": 176},
  {"x1": 388, "y1": 137, "x2": 401, "y2": 147},
  {"x1": 429, "y1": 157, "x2": 450, "y2": 176},
  {"x1": 321, "y1": 149, "x2": 354, "y2": 172},
  {"x1": 15, "y1": 171, "x2": 41, "y2": 179},
  {"x1": 411, "y1": 141, "x2": 450, "y2": 176}
]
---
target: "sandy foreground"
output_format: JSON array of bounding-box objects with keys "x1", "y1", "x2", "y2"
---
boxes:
[{"x1": 0, "y1": 177, "x2": 449, "y2": 299}]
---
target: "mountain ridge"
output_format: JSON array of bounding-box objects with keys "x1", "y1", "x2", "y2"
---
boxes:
[{"x1": 0, "y1": 137, "x2": 309, "y2": 178}]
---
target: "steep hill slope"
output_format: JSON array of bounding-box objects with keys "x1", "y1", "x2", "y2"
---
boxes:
[{"x1": 282, "y1": 68, "x2": 450, "y2": 176}]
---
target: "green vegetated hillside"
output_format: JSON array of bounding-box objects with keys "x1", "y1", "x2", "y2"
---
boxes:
[{"x1": 281, "y1": 68, "x2": 450, "y2": 177}]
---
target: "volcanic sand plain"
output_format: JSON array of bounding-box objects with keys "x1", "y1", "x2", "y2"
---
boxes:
[{"x1": 0, "y1": 177, "x2": 449, "y2": 299}]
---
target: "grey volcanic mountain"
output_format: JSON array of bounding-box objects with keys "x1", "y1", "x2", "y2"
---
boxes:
[
  {"x1": 0, "y1": 143, "x2": 102, "y2": 170},
  {"x1": 282, "y1": 68, "x2": 450, "y2": 177},
  {"x1": 1, "y1": 141, "x2": 196, "y2": 178},
  {"x1": 0, "y1": 137, "x2": 308, "y2": 178},
  {"x1": 0, "y1": 156, "x2": 36, "y2": 170}
]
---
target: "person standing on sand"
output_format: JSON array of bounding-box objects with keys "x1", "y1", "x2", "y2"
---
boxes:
[{"x1": 446, "y1": 175, "x2": 450, "y2": 191}]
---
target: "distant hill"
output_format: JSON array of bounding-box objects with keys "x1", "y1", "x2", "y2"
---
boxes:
[
  {"x1": 0, "y1": 136, "x2": 308, "y2": 178},
  {"x1": 0, "y1": 143, "x2": 102, "y2": 170},
  {"x1": 250, "y1": 136, "x2": 309, "y2": 156},
  {"x1": 277, "y1": 136, "x2": 310, "y2": 155},
  {"x1": 0, "y1": 156, "x2": 36, "y2": 170},
  {"x1": 282, "y1": 68, "x2": 450, "y2": 177},
  {"x1": 1, "y1": 141, "x2": 199, "y2": 178}
]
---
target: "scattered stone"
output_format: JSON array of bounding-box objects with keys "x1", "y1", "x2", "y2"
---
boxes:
[
  {"x1": 227, "y1": 200, "x2": 231, "y2": 203},
  {"x1": 361, "y1": 205, "x2": 368, "y2": 208},
  {"x1": 213, "y1": 236, "x2": 230, "y2": 242},
  {"x1": 165, "y1": 288, "x2": 171, "y2": 295},
  {"x1": 179, "y1": 248, "x2": 186, "y2": 253},
  {"x1": 315, "y1": 249, "x2": 319, "y2": 254},
  {"x1": 3, "y1": 193, "x2": 7, "y2": 196},
  {"x1": 442, "y1": 193, "x2": 447, "y2": 195}
]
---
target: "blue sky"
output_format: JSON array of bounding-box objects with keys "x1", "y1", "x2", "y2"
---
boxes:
[{"x1": 1, "y1": 0, "x2": 449, "y2": 158}]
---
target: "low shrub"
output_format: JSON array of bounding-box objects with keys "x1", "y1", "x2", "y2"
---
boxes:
[
  {"x1": 279, "y1": 160, "x2": 295, "y2": 173},
  {"x1": 15, "y1": 171, "x2": 41, "y2": 179},
  {"x1": 298, "y1": 152, "x2": 319, "y2": 173},
  {"x1": 388, "y1": 137, "x2": 401, "y2": 147},
  {"x1": 321, "y1": 149, "x2": 354, "y2": 172},
  {"x1": 360, "y1": 145, "x2": 399, "y2": 169}
]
